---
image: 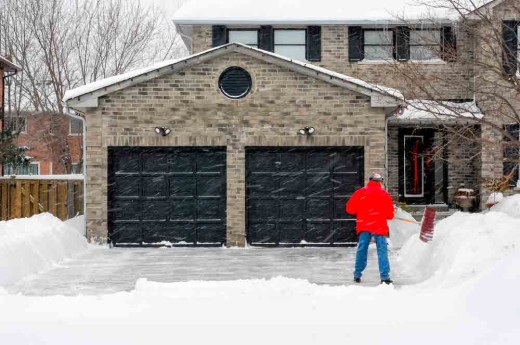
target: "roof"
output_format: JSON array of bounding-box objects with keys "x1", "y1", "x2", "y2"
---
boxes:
[
  {"x1": 389, "y1": 100, "x2": 483, "y2": 124},
  {"x1": 172, "y1": 0, "x2": 457, "y2": 25},
  {"x1": 64, "y1": 43, "x2": 403, "y2": 109},
  {"x1": 0, "y1": 55, "x2": 21, "y2": 73}
]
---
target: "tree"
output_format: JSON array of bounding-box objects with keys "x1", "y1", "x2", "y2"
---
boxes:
[{"x1": 0, "y1": 0, "x2": 186, "y2": 173}]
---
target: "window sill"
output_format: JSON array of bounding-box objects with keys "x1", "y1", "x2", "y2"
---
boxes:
[{"x1": 357, "y1": 59, "x2": 447, "y2": 65}]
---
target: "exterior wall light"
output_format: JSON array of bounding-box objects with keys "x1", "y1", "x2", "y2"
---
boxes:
[
  {"x1": 154, "y1": 127, "x2": 171, "y2": 136},
  {"x1": 298, "y1": 126, "x2": 315, "y2": 136}
]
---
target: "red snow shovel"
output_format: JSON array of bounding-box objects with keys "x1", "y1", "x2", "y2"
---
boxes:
[{"x1": 395, "y1": 207, "x2": 436, "y2": 243}]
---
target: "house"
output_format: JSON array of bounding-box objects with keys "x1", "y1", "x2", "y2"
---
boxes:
[
  {"x1": 3, "y1": 112, "x2": 83, "y2": 175},
  {"x1": 64, "y1": 0, "x2": 520, "y2": 246},
  {"x1": 0, "y1": 55, "x2": 21, "y2": 130}
]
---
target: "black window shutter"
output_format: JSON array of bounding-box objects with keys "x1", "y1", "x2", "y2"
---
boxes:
[
  {"x1": 502, "y1": 20, "x2": 518, "y2": 76},
  {"x1": 306, "y1": 26, "x2": 322, "y2": 62},
  {"x1": 503, "y1": 123, "x2": 520, "y2": 186},
  {"x1": 395, "y1": 26, "x2": 410, "y2": 61},
  {"x1": 258, "y1": 26, "x2": 274, "y2": 52},
  {"x1": 441, "y1": 26, "x2": 457, "y2": 62},
  {"x1": 348, "y1": 26, "x2": 364, "y2": 62},
  {"x1": 212, "y1": 25, "x2": 227, "y2": 47}
]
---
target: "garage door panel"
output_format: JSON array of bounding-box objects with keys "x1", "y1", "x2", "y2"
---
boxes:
[
  {"x1": 142, "y1": 153, "x2": 168, "y2": 173},
  {"x1": 143, "y1": 223, "x2": 195, "y2": 244},
  {"x1": 305, "y1": 222, "x2": 333, "y2": 243},
  {"x1": 110, "y1": 223, "x2": 141, "y2": 244},
  {"x1": 197, "y1": 198, "x2": 224, "y2": 219},
  {"x1": 248, "y1": 199, "x2": 277, "y2": 219},
  {"x1": 248, "y1": 174, "x2": 277, "y2": 196},
  {"x1": 143, "y1": 176, "x2": 168, "y2": 197},
  {"x1": 197, "y1": 151, "x2": 226, "y2": 172},
  {"x1": 279, "y1": 222, "x2": 303, "y2": 243},
  {"x1": 169, "y1": 153, "x2": 193, "y2": 172},
  {"x1": 142, "y1": 200, "x2": 170, "y2": 221},
  {"x1": 114, "y1": 152, "x2": 140, "y2": 173},
  {"x1": 197, "y1": 175, "x2": 225, "y2": 196},
  {"x1": 112, "y1": 200, "x2": 140, "y2": 221},
  {"x1": 197, "y1": 223, "x2": 226, "y2": 244},
  {"x1": 246, "y1": 147, "x2": 363, "y2": 246},
  {"x1": 114, "y1": 176, "x2": 140, "y2": 197},
  {"x1": 279, "y1": 199, "x2": 304, "y2": 220},
  {"x1": 171, "y1": 198, "x2": 195, "y2": 220},
  {"x1": 170, "y1": 176, "x2": 195, "y2": 196},
  {"x1": 306, "y1": 199, "x2": 332, "y2": 219},
  {"x1": 248, "y1": 223, "x2": 277, "y2": 244},
  {"x1": 333, "y1": 222, "x2": 357, "y2": 243},
  {"x1": 279, "y1": 173, "x2": 305, "y2": 196}
]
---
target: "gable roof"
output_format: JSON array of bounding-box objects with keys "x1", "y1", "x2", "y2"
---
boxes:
[
  {"x1": 64, "y1": 43, "x2": 403, "y2": 109},
  {"x1": 0, "y1": 55, "x2": 21, "y2": 73},
  {"x1": 172, "y1": 0, "x2": 456, "y2": 25}
]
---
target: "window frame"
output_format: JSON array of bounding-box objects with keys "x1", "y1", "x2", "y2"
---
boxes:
[
  {"x1": 504, "y1": 123, "x2": 520, "y2": 188},
  {"x1": 274, "y1": 28, "x2": 307, "y2": 61},
  {"x1": 409, "y1": 28, "x2": 442, "y2": 61},
  {"x1": 362, "y1": 28, "x2": 395, "y2": 61},
  {"x1": 227, "y1": 29, "x2": 259, "y2": 48},
  {"x1": 69, "y1": 118, "x2": 83, "y2": 136}
]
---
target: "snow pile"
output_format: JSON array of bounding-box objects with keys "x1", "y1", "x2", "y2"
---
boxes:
[
  {"x1": 388, "y1": 207, "x2": 420, "y2": 248},
  {"x1": 491, "y1": 193, "x2": 520, "y2": 219},
  {"x1": 400, "y1": 198, "x2": 520, "y2": 285},
  {"x1": 396, "y1": 100, "x2": 483, "y2": 121},
  {"x1": 0, "y1": 214, "x2": 88, "y2": 286}
]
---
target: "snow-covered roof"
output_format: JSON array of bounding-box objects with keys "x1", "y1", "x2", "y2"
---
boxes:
[
  {"x1": 173, "y1": 0, "x2": 457, "y2": 25},
  {"x1": 0, "y1": 55, "x2": 21, "y2": 72},
  {"x1": 391, "y1": 100, "x2": 483, "y2": 123},
  {"x1": 64, "y1": 43, "x2": 403, "y2": 108}
]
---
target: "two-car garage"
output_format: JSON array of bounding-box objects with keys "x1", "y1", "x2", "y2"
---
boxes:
[{"x1": 108, "y1": 146, "x2": 364, "y2": 247}]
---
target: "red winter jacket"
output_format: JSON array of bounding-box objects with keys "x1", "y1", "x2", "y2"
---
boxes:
[{"x1": 345, "y1": 181, "x2": 395, "y2": 236}]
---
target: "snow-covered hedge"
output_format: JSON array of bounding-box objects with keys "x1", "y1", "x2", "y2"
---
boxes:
[
  {"x1": 0, "y1": 213, "x2": 88, "y2": 286},
  {"x1": 400, "y1": 195, "x2": 520, "y2": 285}
]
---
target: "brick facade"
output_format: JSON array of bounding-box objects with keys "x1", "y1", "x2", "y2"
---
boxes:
[{"x1": 82, "y1": 52, "x2": 388, "y2": 243}]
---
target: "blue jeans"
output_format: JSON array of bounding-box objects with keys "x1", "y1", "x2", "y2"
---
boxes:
[{"x1": 354, "y1": 231, "x2": 390, "y2": 280}]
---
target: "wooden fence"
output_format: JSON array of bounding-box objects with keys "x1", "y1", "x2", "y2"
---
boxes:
[{"x1": 0, "y1": 178, "x2": 84, "y2": 221}]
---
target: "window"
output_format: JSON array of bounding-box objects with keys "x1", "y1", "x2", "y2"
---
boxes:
[
  {"x1": 274, "y1": 30, "x2": 306, "y2": 61},
  {"x1": 4, "y1": 163, "x2": 39, "y2": 175},
  {"x1": 504, "y1": 124, "x2": 520, "y2": 187},
  {"x1": 228, "y1": 30, "x2": 258, "y2": 47},
  {"x1": 69, "y1": 118, "x2": 83, "y2": 135},
  {"x1": 71, "y1": 163, "x2": 81, "y2": 174},
  {"x1": 364, "y1": 30, "x2": 394, "y2": 61},
  {"x1": 3, "y1": 116, "x2": 27, "y2": 133},
  {"x1": 410, "y1": 29, "x2": 441, "y2": 61}
]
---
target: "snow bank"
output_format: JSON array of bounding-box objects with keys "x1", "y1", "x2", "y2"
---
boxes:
[
  {"x1": 0, "y1": 214, "x2": 89, "y2": 286},
  {"x1": 491, "y1": 194, "x2": 520, "y2": 219},
  {"x1": 400, "y1": 197, "x2": 520, "y2": 285},
  {"x1": 388, "y1": 208, "x2": 420, "y2": 248}
]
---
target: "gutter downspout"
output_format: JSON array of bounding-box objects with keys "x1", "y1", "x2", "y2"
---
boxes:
[
  {"x1": 64, "y1": 106, "x2": 88, "y2": 238},
  {"x1": 385, "y1": 106, "x2": 402, "y2": 192}
]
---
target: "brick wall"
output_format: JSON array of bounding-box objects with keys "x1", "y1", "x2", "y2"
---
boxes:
[
  {"x1": 191, "y1": 24, "x2": 474, "y2": 100},
  {"x1": 83, "y1": 52, "x2": 388, "y2": 244}
]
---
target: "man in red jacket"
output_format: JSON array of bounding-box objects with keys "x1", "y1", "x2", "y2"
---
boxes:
[{"x1": 346, "y1": 173, "x2": 395, "y2": 284}]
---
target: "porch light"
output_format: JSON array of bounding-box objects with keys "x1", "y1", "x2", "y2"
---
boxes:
[
  {"x1": 298, "y1": 127, "x2": 315, "y2": 136},
  {"x1": 154, "y1": 127, "x2": 171, "y2": 136}
]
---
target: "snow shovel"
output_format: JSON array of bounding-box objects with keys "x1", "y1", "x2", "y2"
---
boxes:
[{"x1": 395, "y1": 207, "x2": 436, "y2": 243}]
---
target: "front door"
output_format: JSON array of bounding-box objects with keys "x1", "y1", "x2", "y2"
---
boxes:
[{"x1": 398, "y1": 129, "x2": 436, "y2": 205}]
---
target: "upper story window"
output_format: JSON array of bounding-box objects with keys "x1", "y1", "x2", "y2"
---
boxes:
[
  {"x1": 364, "y1": 30, "x2": 393, "y2": 61},
  {"x1": 69, "y1": 118, "x2": 83, "y2": 135},
  {"x1": 274, "y1": 29, "x2": 306, "y2": 61},
  {"x1": 228, "y1": 30, "x2": 258, "y2": 47},
  {"x1": 410, "y1": 29, "x2": 441, "y2": 61}
]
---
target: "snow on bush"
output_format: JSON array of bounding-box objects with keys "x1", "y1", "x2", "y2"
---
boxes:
[
  {"x1": 388, "y1": 207, "x2": 420, "y2": 248},
  {"x1": 0, "y1": 213, "x2": 88, "y2": 286},
  {"x1": 399, "y1": 196, "x2": 520, "y2": 285}
]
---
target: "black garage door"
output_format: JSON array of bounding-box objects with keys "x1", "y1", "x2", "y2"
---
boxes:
[
  {"x1": 108, "y1": 147, "x2": 226, "y2": 246},
  {"x1": 246, "y1": 147, "x2": 364, "y2": 246}
]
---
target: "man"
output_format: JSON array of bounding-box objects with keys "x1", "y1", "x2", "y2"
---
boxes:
[{"x1": 346, "y1": 173, "x2": 395, "y2": 284}]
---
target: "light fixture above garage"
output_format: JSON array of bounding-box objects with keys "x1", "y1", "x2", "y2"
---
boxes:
[
  {"x1": 298, "y1": 127, "x2": 315, "y2": 136},
  {"x1": 154, "y1": 127, "x2": 171, "y2": 136}
]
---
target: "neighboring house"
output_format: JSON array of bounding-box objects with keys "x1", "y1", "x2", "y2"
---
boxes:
[
  {"x1": 0, "y1": 55, "x2": 21, "y2": 130},
  {"x1": 65, "y1": 0, "x2": 520, "y2": 246},
  {"x1": 3, "y1": 112, "x2": 83, "y2": 175}
]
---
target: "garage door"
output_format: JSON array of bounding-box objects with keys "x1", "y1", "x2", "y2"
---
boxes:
[
  {"x1": 108, "y1": 147, "x2": 226, "y2": 246},
  {"x1": 246, "y1": 147, "x2": 364, "y2": 246}
]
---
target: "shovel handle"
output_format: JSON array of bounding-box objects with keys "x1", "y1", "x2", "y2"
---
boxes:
[{"x1": 395, "y1": 217, "x2": 420, "y2": 224}]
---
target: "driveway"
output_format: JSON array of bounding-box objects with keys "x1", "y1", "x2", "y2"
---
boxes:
[{"x1": 7, "y1": 246, "x2": 414, "y2": 296}]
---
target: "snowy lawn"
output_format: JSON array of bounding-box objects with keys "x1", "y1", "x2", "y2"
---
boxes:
[{"x1": 1, "y1": 196, "x2": 520, "y2": 345}]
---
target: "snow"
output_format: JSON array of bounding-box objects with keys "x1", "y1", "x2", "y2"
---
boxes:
[
  {"x1": 396, "y1": 99, "x2": 483, "y2": 121},
  {"x1": 1, "y1": 195, "x2": 520, "y2": 344},
  {"x1": 0, "y1": 214, "x2": 88, "y2": 286},
  {"x1": 388, "y1": 207, "x2": 420, "y2": 248},
  {"x1": 173, "y1": 0, "x2": 458, "y2": 25},
  {"x1": 0, "y1": 174, "x2": 84, "y2": 180},
  {"x1": 65, "y1": 43, "x2": 403, "y2": 103},
  {"x1": 486, "y1": 191, "x2": 504, "y2": 206}
]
